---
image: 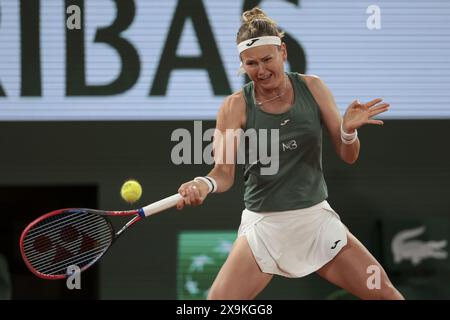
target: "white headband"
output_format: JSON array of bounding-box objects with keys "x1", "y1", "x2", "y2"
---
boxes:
[
  {"x1": 237, "y1": 36, "x2": 282, "y2": 75},
  {"x1": 237, "y1": 36, "x2": 281, "y2": 54}
]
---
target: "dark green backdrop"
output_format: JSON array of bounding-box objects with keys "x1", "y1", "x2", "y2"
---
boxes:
[{"x1": 1, "y1": 120, "x2": 449, "y2": 299}]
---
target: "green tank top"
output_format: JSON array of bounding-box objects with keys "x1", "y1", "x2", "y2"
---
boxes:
[{"x1": 242, "y1": 72, "x2": 328, "y2": 212}]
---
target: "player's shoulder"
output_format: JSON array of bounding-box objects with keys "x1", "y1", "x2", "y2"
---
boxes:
[
  {"x1": 226, "y1": 89, "x2": 245, "y2": 105},
  {"x1": 297, "y1": 73, "x2": 324, "y2": 87},
  {"x1": 298, "y1": 74, "x2": 329, "y2": 97},
  {"x1": 217, "y1": 90, "x2": 246, "y2": 127},
  {"x1": 221, "y1": 90, "x2": 246, "y2": 114}
]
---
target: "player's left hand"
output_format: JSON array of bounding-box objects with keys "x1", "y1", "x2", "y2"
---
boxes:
[{"x1": 342, "y1": 98, "x2": 390, "y2": 132}]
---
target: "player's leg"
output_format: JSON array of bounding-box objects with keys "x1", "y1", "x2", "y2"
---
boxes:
[
  {"x1": 207, "y1": 236, "x2": 273, "y2": 300},
  {"x1": 316, "y1": 230, "x2": 404, "y2": 300}
]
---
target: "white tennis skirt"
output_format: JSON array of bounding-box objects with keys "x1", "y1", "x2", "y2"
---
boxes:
[{"x1": 238, "y1": 200, "x2": 348, "y2": 278}]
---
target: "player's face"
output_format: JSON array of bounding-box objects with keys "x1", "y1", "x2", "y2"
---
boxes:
[{"x1": 240, "y1": 43, "x2": 287, "y2": 90}]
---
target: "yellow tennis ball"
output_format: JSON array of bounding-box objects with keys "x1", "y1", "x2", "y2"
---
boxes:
[{"x1": 120, "y1": 180, "x2": 142, "y2": 204}]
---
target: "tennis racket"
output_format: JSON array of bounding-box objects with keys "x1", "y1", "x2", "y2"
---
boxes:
[{"x1": 20, "y1": 193, "x2": 182, "y2": 280}]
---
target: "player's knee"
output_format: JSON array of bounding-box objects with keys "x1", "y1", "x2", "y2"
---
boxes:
[
  {"x1": 367, "y1": 281, "x2": 403, "y2": 300},
  {"x1": 378, "y1": 282, "x2": 403, "y2": 300},
  {"x1": 207, "y1": 283, "x2": 246, "y2": 300},
  {"x1": 207, "y1": 285, "x2": 228, "y2": 300}
]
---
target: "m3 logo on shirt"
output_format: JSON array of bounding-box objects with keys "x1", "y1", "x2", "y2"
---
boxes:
[{"x1": 282, "y1": 139, "x2": 297, "y2": 152}]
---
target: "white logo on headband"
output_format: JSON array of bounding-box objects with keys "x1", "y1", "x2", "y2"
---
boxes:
[{"x1": 237, "y1": 36, "x2": 281, "y2": 54}]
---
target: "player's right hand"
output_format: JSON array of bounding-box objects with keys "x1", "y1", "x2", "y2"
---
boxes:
[{"x1": 176, "y1": 180, "x2": 209, "y2": 210}]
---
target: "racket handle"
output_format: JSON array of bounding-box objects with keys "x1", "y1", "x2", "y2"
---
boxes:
[{"x1": 142, "y1": 193, "x2": 183, "y2": 217}]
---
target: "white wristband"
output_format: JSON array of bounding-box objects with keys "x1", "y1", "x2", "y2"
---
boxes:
[
  {"x1": 340, "y1": 122, "x2": 357, "y2": 139},
  {"x1": 194, "y1": 177, "x2": 213, "y2": 193},
  {"x1": 206, "y1": 176, "x2": 218, "y2": 193},
  {"x1": 340, "y1": 122, "x2": 358, "y2": 144},
  {"x1": 341, "y1": 133, "x2": 358, "y2": 144}
]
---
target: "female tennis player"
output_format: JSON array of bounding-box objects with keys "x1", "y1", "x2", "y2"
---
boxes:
[{"x1": 176, "y1": 7, "x2": 404, "y2": 300}]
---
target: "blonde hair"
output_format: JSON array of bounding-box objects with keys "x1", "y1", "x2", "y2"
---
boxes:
[{"x1": 236, "y1": 7, "x2": 284, "y2": 44}]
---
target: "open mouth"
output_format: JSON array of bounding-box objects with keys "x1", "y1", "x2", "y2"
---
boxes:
[{"x1": 258, "y1": 74, "x2": 272, "y2": 81}]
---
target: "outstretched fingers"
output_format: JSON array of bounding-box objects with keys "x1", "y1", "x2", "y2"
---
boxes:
[
  {"x1": 364, "y1": 98, "x2": 383, "y2": 108},
  {"x1": 366, "y1": 119, "x2": 384, "y2": 126},
  {"x1": 369, "y1": 102, "x2": 390, "y2": 117},
  {"x1": 366, "y1": 100, "x2": 389, "y2": 126}
]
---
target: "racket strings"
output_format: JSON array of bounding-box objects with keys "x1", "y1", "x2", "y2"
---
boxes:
[
  {"x1": 23, "y1": 213, "x2": 99, "y2": 249},
  {"x1": 24, "y1": 221, "x2": 111, "y2": 275},
  {"x1": 24, "y1": 219, "x2": 110, "y2": 263},
  {"x1": 25, "y1": 211, "x2": 92, "y2": 239},
  {"x1": 38, "y1": 242, "x2": 110, "y2": 275},
  {"x1": 23, "y1": 213, "x2": 105, "y2": 251},
  {"x1": 22, "y1": 211, "x2": 113, "y2": 276}
]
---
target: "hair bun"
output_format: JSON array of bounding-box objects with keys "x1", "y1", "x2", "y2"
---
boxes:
[
  {"x1": 242, "y1": 7, "x2": 267, "y2": 23},
  {"x1": 236, "y1": 7, "x2": 284, "y2": 44}
]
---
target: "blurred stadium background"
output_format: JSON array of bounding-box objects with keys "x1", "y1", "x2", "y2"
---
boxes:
[{"x1": 1, "y1": 0, "x2": 449, "y2": 299}]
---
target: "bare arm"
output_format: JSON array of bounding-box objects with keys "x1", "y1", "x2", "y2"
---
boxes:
[
  {"x1": 176, "y1": 93, "x2": 246, "y2": 209},
  {"x1": 304, "y1": 75, "x2": 389, "y2": 164},
  {"x1": 206, "y1": 93, "x2": 246, "y2": 192}
]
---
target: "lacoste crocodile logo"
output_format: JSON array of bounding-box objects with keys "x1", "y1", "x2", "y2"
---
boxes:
[{"x1": 391, "y1": 226, "x2": 448, "y2": 265}]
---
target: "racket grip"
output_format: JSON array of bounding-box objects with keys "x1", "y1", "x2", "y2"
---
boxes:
[{"x1": 142, "y1": 193, "x2": 183, "y2": 217}]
